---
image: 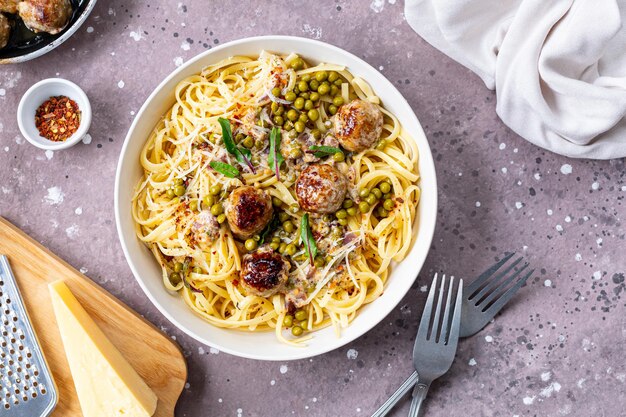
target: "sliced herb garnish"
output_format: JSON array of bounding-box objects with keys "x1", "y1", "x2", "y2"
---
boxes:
[
  {"x1": 300, "y1": 213, "x2": 318, "y2": 266},
  {"x1": 309, "y1": 145, "x2": 343, "y2": 158},
  {"x1": 217, "y1": 117, "x2": 256, "y2": 173},
  {"x1": 259, "y1": 212, "x2": 279, "y2": 245},
  {"x1": 268, "y1": 127, "x2": 285, "y2": 180},
  {"x1": 209, "y1": 161, "x2": 240, "y2": 178}
]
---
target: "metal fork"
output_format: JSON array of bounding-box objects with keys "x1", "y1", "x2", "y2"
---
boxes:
[
  {"x1": 408, "y1": 274, "x2": 463, "y2": 416},
  {"x1": 371, "y1": 253, "x2": 534, "y2": 417}
]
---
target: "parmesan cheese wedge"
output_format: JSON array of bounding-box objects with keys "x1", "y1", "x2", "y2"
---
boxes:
[{"x1": 49, "y1": 281, "x2": 158, "y2": 417}]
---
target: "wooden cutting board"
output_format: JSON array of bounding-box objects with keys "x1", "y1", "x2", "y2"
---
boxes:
[{"x1": 0, "y1": 217, "x2": 187, "y2": 416}]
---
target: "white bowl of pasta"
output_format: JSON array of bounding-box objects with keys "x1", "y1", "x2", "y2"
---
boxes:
[{"x1": 115, "y1": 36, "x2": 437, "y2": 361}]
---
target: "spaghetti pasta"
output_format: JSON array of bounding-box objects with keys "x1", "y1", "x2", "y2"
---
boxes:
[{"x1": 132, "y1": 51, "x2": 420, "y2": 345}]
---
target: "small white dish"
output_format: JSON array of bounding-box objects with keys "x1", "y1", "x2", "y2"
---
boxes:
[{"x1": 17, "y1": 78, "x2": 91, "y2": 151}]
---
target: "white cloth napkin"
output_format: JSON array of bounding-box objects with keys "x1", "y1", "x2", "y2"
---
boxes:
[{"x1": 405, "y1": 0, "x2": 626, "y2": 159}]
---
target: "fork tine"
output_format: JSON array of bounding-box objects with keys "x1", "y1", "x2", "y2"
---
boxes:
[
  {"x1": 428, "y1": 275, "x2": 446, "y2": 341},
  {"x1": 466, "y1": 252, "x2": 516, "y2": 296},
  {"x1": 417, "y1": 273, "x2": 438, "y2": 340},
  {"x1": 447, "y1": 279, "x2": 464, "y2": 346},
  {"x1": 470, "y1": 256, "x2": 523, "y2": 304},
  {"x1": 477, "y1": 262, "x2": 529, "y2": 308},
  {"x1": 438, "y1": 276, "x2": 455, "y2": 344},
  {"x1": 483, "y1": 269, "x2": 534, "y2": 316}
]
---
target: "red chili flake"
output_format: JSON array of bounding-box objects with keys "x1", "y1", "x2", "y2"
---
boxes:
[{"x1": 35, "y1": 95, "x2": 81, "y2": 142}]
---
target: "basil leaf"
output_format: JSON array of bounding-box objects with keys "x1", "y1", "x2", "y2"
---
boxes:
[
  {"x1": 268, "y1": 127, "x2": 285, "y2": 180},
  {"x1": 210, "y1": 161, "x2": 240, "y2": 178},
  {"x1": 300, "y1": 214, "x2": 318, "y2": 265},
  {"x1": 309, "y1": 145, "x2": 343, "y2": 158},
  {"x1": 217, "y1": 117, "x2": 256, "y2": 173}
]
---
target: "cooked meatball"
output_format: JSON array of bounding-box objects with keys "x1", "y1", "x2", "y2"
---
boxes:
[
  {"x1": 295, "y1": 164, "x2": 347, "y2": 214},
  {"x1": 334, "y1": 99, "x2": 384, "y2": 153},
  {"x1": 240, "y1": 246, "x2": 290, "y2": 297},
  {"x1": 0, "y1": 0, "x2": 18, "y2": 13},
  {"x1": 18, "y1": 0, "x2": 72, "y2": 35},
  {"x1": 225, "y1": 186, "x2": 273, "y2": 239},
  {"x1": 0, "y1": 14, "x2": 9, "y2": 49}
]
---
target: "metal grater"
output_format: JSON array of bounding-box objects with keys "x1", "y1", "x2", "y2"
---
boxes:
[{"x1": 0, "y1": 255, "x2": 56, "y2": 416}]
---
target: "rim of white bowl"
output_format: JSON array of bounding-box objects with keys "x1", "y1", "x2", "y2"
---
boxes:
[
  {"x1": 115, "y1": 35, "x2": 438, "y2": 361},
  {"x1": 17, "y1": 78, "x2": 92, "y2": 151}
]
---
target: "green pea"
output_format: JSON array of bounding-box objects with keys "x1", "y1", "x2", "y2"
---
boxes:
[
  {"x1": 284, "y1": 120, "x2": 294, "y2": 131},
  {"x1": 279, "y1": 242, "x2": 288, "y2": 254},
  {"x1": 283, "y1": 315, "x2": 294, "y2": 327},
  {"x1": 298, "y1": 113, "x2": 308, "y2": 123},
  {"x1": 166, "y1": 189, "x2": 176, "y2": 199},
  {"x1": 203, "y1": 195, "x2": 214, "y2": 208},
  {"x1": 376, "y1": 139, "x2": 387, "y2": 150},
  {"x1": 379, "y1": 182, "x2": 391, "y2": 194},
  {"x1": 290, "y1": 204, "x2": 300, "y2": 213},
  {"x1": 294, "y1": 310, "x2": 307, "y2": 321},
  {"x1": 271, "y1": 87, "x2": 282, "y2": 97},
  {"x1": 174, "y1": 185, "x2": 186, "y2": 196},
  {"x1": 290, "y1": 58, "x2": 304, "y2": 70},
  {"x1": 383, "y1": 198, "x2": 395, "y2": 211},
  {"x1": 336, "y1": 209, "x2": 348, "y2": 219},
  {"x1": 294, "y1": 121, "x2": 305, "y2": 133},
  {"x1": 311, "y1": 129, "x2": 321, "y2": 140},
  {"x1": 272, "y1": 236, "x2": 281, "y2": 244},
  {"x1": 322, "y1": 214, "x2": 333, "y2": 222},
  {"x1": 328, "y1": 105, "x2": 338, "y2": 115},
  {"x1": 310, "y1": 92, "x2": 320, "y2": 102},
  {"x1": 289, "y1": 148, "x2": 302, "y2": 159},
  {"x1": 235, "y1": 133, "x2": 245, "y2": 143},
  {"x1": 314, "y1": 257, "x2": 325, "y2": 268},
  {"x1": 302, "y1": 74, "x2": 311, "y2": 82},
  {"x1": 189, "y1": 200, "x2": 198, "y2": 211},
  {"x1": 300, "y1": 92, "x2": 310, "y2": 99},
  {"x1": 365, "y1": 194, "x2": 377, "y2": 205},
  {"x1": 291, "y1": 326, "x2": 303, "y2": 336},
  {"x1": 210, "y1": 184, "x2": 222, "y2": 195},
  {"x1": 316, "y1": 71, "x2": 328, "y2": 82},
  {"x1": 330, "y1": 85, "x2": 340, "y2": 96},
  {"x1": 279, "y1": 212, "x2": 290, "y2": 222},
  {"x1": 193, "y1": 266, "x2": 202, "y2": 274},
  {"x1": 371, "y1": 188, "x2": 382, "y2": 199},
  {"x1": 343, "y1": 200, "x2": 353, "y2": 208},
  {"x1": 287, "y1": 109, "x2": 298, "y2": 121},
  {"x1": 338, "y1": 218, "x2": 348, "y2": 226},
  {"x1": 251, "y1": 155, "x2": 260, "y2": 165},
  {"x1": 331, "y1": 226, "x2": 342, "y2": 238},
  {"x1": 169, "y1": 272, "x2": 181, "y2": 285},
  {"x1": 333, "y1": 96, "x2": 344, "y2": 107},
  {"x1": 304, "y1": 100, "x2": 313, "y2": 111},
  {"x1": 255, "y1": 139, "x2": 264, "y2": 149},
  {"x1": 286, "y1": 244, "x2": 297, "y2": 256},
  {"x1": 271, "y1": 101, "x2": 280, "y2": 113},
  {"x1": 294, "y1": 97, "x2": 305, "y2": 110},
  {"x1": 174, "y1": 262, "x2": 183, "y2": 272},
  {"x1": 306, "y1": 109, "x2": 319, "y2": 122},
  {"x1": 298, "y1": 81, "x2": 309, "y2": 92},
  {"x1": 309, "y1": 79, "x2": 320, "y2": 91},
  {"x1": 377, "y1": 207, "x2": 389, "y2": 217},
  {"x1": 285, "y1": 91, "x2": 297, "y2": 102},
  {"x1": 334, "y1": 79, "x2": 343, "y2": 86},
  {"x1": 245, "y1": 239, "x2": 258, "y2": 251},
  {"x1": 272, "y1": 197, "x2": 282, "y2": 207},
  {"x1": 347, "y1": 207, "x2": 357, "y2": 216},
  {"x1": 175, "y1": 178, "x2": 184, "y2": 186},
  {"x1": 333, "y1": 152, "x2": 345, "y2": 162},
  {"x1": 317, "y1": 83, "x2": 330, "y2": 95},
  {"x1": 293, "y1": 87, "x2": 300, "y2": 94},
  {"x1": 217, "y1": 214, "x2": 226, "y2": 224},
  {"x1": 211, "y1": 203, "x2": 223, "y2": 216},
  {"x1": 273, "y1": 116, "x2": 284, "y2": 126},
  {"x1": 270, "y1": 242, "x2": 280, "y2": 250},
  {"x1": 359, "y1": 201, "x2": 370, "y2": 213},
  {"x1": 359, "y1": 188, "x2": 370, "y2": 198},
  {"x1": 283, "y1": 220, "x2": 295, "y2": 233},
  {"x1": 243, "y1": 136, "x2": 254, "y2": 148},
  {"x1": 328, "y1": 71, "x2": 339, "y2": 82},
  {"x1": 275, "y1": 105, "x2": 285, "y2": 116}
]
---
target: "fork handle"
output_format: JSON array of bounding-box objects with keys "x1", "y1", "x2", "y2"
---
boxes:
[
  {"x1": 370, "y1": 371, "x2": 418, "y2": 417},
  {"x1": 408, "y1": 382, "x2": 430, "y2": 417}
]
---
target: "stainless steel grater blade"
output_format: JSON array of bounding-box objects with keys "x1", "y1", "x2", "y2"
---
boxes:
[{"x1": 0, "y1": 255, "x2": 57, "y2": 416}]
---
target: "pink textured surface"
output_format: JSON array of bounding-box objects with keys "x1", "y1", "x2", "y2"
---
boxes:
[{"x1": 1, "y1": 1, "x2": 625, "y2": 416}]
